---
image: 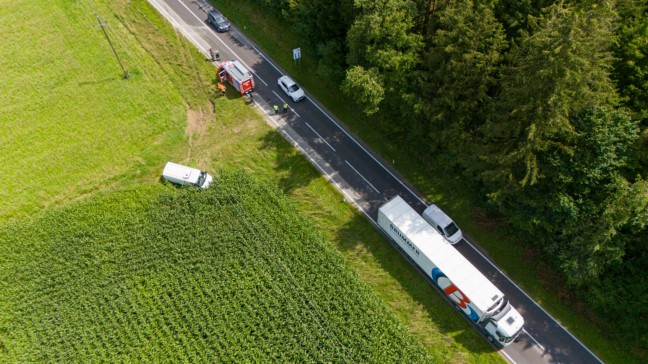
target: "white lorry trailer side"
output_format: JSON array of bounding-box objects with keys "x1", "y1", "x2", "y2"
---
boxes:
[{"x1": 377, "y1": 196, "x2": 524, "y2": 347}]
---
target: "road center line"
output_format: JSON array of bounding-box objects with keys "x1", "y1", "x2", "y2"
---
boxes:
[
  {"x1": 272, "y1": 90, "x2": 285, "y2": 102},
  {"x1": 345, "y1": 161, "x2": 379, "y2": 193},
  {"x1": 308, "y1": 100, "x2": 424, "y2": 205},
  {"x1": 173, "y1": 0, "x2": 267, "y2": 86},
  {"x1": 271, "y1": 91, "x2": 300, "y2": 117},
  {"x1": 261, "y1": 106, "x2": 375, "y2": 224},
  {"x1": 305, "y1": 123, "x2": 336, "y2": 152},
  {"x1": 245, "y1": 33, "x2": 424, "y2": 206}
]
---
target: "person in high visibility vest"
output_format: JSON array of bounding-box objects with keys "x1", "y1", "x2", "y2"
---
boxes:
[
  {"x1": 217, "y1": 83, "x2": 226, "y2": 96},
  {"x1": 273, "y1": 105, "x2": 279, "y2": 114},
  {"x1": 283, "y1": 102, "x2": 288, "y2": 113}
]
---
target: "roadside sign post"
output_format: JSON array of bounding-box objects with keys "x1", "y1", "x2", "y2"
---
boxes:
[{"x1": 293, "y1": 47, "x2": 301, "y2": 67}]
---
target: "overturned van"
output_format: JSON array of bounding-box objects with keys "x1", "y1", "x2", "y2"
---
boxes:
[
  {"x1": 422, "y1": 204, "x2": 463, "y2": 244},
  {"x1": 162, "y1": 162, "x2": 213, "y2": 189}
]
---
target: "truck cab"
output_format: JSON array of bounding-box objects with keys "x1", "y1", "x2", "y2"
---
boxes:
[{"x1": 483, "y1": 301, "x2": 525, "y2": 347}]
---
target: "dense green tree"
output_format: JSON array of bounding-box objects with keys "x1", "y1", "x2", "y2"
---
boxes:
[
  {"x1": 343, "y1": 0, "x2": 423, "y2": 118},
  {"x1": 486, "y1": 107, "x2": 642, "y2": 285},
  {"x1": 418, "y1": 0, "x2": 507, "y2": 166},
  {"x1": 540, "y1": 108, "x2": 642, "y2": 285},
  {"x1": 482, "y1": 1, "x2": 619, "y2": 190},
  {"x1": 247, "y1": 0, "x2": 354, "y2": 80},
  {"x1": 477, "y1": 2, "x2": 644, "y2": 284},
  {"x1": 341, "y1": 66, "x2": 385, "y2": 115},
  {"x1": 586, "y1": 234, "x2": 648, "y2": 350},
  {"x1": 291, "y1": 0, "x2": 355, "y2": 46},
  {"x1": 493, "y1": 0, "x2": 555, "y2": 40},
  {"x1": 411, "y1": 0, "x2": 451, "y2": 38},
  {"x1": 612, "y1": 0, "x2": 648, "y2": 122}
]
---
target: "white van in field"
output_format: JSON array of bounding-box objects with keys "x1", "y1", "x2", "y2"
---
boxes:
[
  {"x1": 162, "y1": 162, "x2": 213, "y2": 189},
  {"x1": 422, "y1": 204, "x2": 463, "y2": 244}
]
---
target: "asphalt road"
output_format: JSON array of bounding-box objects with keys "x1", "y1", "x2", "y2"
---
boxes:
[{"x1": 147, "y1": 1, "x2": 604, "y2": 363}]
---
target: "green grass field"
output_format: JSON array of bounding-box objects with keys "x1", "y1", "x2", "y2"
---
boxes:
[
  {"x1": 0, "y1": 172, "x2": 436, "y2": 362},
  {"x1": 0, "y1": 0, "x2": 506, "y2": 362},
  {"x1": 0, "y1": 0, "x2": 212, "y2": 220}
]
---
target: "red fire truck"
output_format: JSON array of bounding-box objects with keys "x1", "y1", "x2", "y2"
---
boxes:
[{"x1": 217, "y1": 60, "x2": 255, "y2": 95}]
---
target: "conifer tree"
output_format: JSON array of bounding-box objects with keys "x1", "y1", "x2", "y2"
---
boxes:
[
  {"x1": 419, "y1": 0, "x2": 507, "y2": 163},
  {"x1": 482, "y1": 1, "x2": 618, "y2": 192},
  {"x1": 479, "y1": 1, "x2": 646, "y2": 284}
]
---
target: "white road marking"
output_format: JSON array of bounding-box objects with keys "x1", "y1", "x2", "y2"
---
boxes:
[
  {"x1": 149, "y1": 0, "x2": 208, "y2": 55},
  {"x1": 523, "y1": 328, "x2": 546, "y2": 351},
  {"x1": 345, "y1": 161, "x2": 379, "y2": 194},
  {"x1": 248, "y1": 41, "x2": 424, "y2": 206},
  {"x1": 172, "y1": 0, "x2": 267, "y2": 86},
  {"x1": 271, "y1": 91, "x2": 300, "y2": 117},
  {"x1": 252, "y1": 70, "x2": 268, "y2": 86},
  {"x1": 306, "y1": 122, "x2": 336, "y2": 152},
  {"x1": 308, "y1": 100, "x2": 424, "y2": 205},
  {"x1": 272, "y1": 91, "x2": 284, "y2": 102},
  {"x1": 179, "y1": 0, "x2": 424, "y2": 205},
  {"x1": 500, "y1": 349, "x2": 517, "y2": 364}
]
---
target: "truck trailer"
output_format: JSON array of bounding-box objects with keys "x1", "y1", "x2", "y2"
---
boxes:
[
  {"x1": 217, "y1": 60, "x2": 255, "y2": 95},
  {"x1": 377, "y1": 196, "x2": 524, "y2": 348}
]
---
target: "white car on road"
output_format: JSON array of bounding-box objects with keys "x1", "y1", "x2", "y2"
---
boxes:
[{"x1": 278, "y1": 75, "x2": 305, "y2": 102}]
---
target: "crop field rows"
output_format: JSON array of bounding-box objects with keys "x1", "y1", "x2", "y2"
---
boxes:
[{"x1": 0, "y1": 172, "x2": 433, "y2": 362}]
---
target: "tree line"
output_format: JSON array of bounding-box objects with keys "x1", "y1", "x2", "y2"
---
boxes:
[{"x1": 252, "y1": 0, "x2": 647, "y2": 352}]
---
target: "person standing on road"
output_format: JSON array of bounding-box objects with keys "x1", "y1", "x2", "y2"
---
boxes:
[
  {"x1": 283, "y1": 102, "x2": 288, "y2": 113},
  {"x1": 273, "y1": 104, "x2": 279, "y2": 114}
]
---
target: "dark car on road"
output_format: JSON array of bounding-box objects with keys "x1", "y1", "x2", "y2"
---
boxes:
[{"x1": 207, "y1": 10, "x2": 230, "y2": 32}]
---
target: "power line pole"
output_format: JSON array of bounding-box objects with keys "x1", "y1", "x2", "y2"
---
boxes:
[{"x1": 94, "y1": 13, "x2": 129, "y2": 79}]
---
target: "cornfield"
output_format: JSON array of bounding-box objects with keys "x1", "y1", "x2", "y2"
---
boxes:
[{"x1": 0, "y1": 171, "x2": 432, "y2": 362}]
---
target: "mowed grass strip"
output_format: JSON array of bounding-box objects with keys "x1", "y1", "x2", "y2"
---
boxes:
[
  {"x1": 0, "y1": 0, "x2": 213, "y2": 221},
  {"x1": 0, "y1": 171, "x2": 434, "y2": 362}
]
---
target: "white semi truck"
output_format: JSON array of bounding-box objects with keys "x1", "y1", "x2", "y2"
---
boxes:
[{"x1": 378, "y1": 196, "x2": 524, "y2": 348}]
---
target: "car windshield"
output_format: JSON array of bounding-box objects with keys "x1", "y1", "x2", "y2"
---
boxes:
[
  {"x1": 197, "y1": 171, "x2": 206, "y2": 186},
  {"x1": 288, "y1": 84, "x2": 300, "y2": 92},
  {"x1": 215, "y1": 16, "x2": 226, "y2": 24},
  {"x1": 444, "y1": 222, "x2": 459, "y2": 237}
]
